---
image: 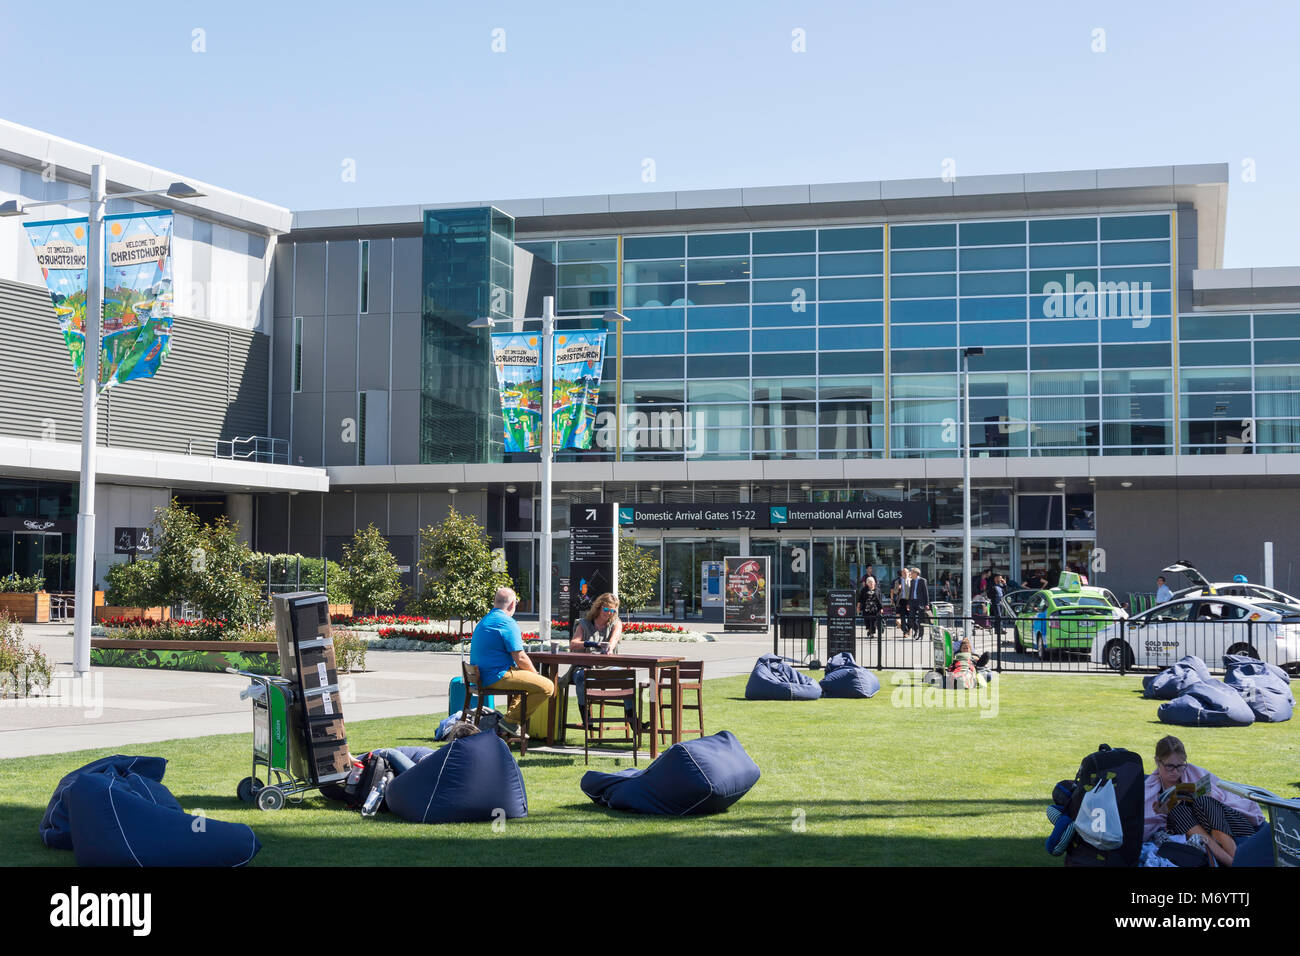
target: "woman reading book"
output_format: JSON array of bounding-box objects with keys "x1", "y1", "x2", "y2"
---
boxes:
[{"x1": 1143, "y1": 735, "x2": 1265, "y2": 866}]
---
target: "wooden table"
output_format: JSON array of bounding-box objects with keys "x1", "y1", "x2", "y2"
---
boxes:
[{"x1": 529, "y1": 652, "x2": 685, "y2": 758}]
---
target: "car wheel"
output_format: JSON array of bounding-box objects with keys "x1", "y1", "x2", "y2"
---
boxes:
[
  {"x1": 1104, "y1": 639, "x2": 1133, "y2": 671},
  {"x1": 1037, "y1": 633, "x2": 1052, "y2": 662},
  {"x1": 1013, "y1": 630, "x2": 1025, "y2": 653},
  {"x1": 1226, "y1": 642, "x2": 1260, "y2": 661}
]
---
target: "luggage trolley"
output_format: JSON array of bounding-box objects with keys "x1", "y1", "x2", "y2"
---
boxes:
[{"x1": 228, "y1": 668, "x2": 325, "y2": 811}]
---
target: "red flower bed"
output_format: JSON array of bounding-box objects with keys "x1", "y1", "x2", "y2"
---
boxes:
[
  {"x1": 623, "y1": 622, "x2": 685, "y2": 634},
  {"x1": 374, "y1": 628, "x2": 541, "y2": 643},
  {"x1": 333, "y1": 614, "x2": 430, "y2": 627}
]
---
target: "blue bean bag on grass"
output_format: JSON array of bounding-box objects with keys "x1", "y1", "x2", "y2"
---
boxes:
[
  {"x1": 1223, "y1": 658, "x2": 1294, "y2": 723},
  {"x1": 1158, "y1": 679, "x2": 1256, "y2": 727},
  {"x1": 1233, "y1": 823, "x2": 1274, "y2": 867},
  {"x1": 41, "y1": 754, "x2": 178, "y2": 851},
  {"x1": 384, "y1": 729, "x2": 527, "y2": 823},
  {"x1": 65, "y1": 772, "x2": 260, "y2": 867},
  {"x1": 745, "y1": 654, "x2": 822, "y2": 701},
  {"x1": 1142, "y1": 656, "x2": 1210, "y2": 700},
  {"x1": 580, "y1": 731, "x2": 760, "y2": 815},
  {"x1": 819, "y1": 652, "x2": 881, "y2": 699}
]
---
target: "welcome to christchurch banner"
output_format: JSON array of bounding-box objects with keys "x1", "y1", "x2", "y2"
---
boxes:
[
  {"x1": 490, "y1": 330, "x2": 606, "y2": 452},
  {"x1": 24, "y1": 211, "x2": 174, "y2": 389}
]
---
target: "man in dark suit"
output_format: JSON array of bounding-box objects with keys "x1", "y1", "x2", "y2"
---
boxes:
[
  {"x1": 907, "y1": 566, "x2": 930, "y2": 639},
  {"x1": 986, "y1": 572, "x2": 1007, "y2": 642}
]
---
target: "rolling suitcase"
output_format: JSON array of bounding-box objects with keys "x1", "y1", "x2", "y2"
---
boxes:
[
  {"x1": 1063, "y1": 743, "x2": 1146, "y2": 866},
  {"x1": 448, "y1": 675, "x2": 494, "y2": 717}
]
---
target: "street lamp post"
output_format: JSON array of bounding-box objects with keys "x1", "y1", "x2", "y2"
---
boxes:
[
  {"x1": 472, "y1": 294, "x2": 627, "y2": 642},
  {"x1": 1, "y1": 164, "x2": 203, "y2": 675},
  {"x1": 961, "y1": 346, "x2": 984, "y2": 643}
]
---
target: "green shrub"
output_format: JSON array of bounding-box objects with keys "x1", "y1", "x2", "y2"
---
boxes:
[
  {"x1": 0, "y1": 611, "x2": 51, "y2": 697},
  {"x1": 0, "y1": 572, "x2": 48, "y2": 593},
  {"x1": 104, "y1": 560, "x2": 159, "y2": 607},
  {"x1": 332, "y1": 628, "x2": 367, "y2": 673},
  {"x1": 340, "y1": 525, "x2": 405, "y2": 615}
]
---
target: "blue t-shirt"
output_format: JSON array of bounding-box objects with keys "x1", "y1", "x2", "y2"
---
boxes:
[{"x1": 470, "y1": 608, "x2": 523, "y2": 687}]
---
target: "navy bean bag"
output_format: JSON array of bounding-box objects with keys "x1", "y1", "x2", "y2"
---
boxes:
[
  {"x1": 1142, "y1": 656, "x2": 1210, "y2": 700},
  {"x1": 65, "y1": 772, "x2": 260, "y2": 867},
  {"x1": 1223, "y1": 658, "x2": 1294, "y2": 723},
  {"x1": 384, "y1": 729, "x2": 527, "y2": 823},
  {"x1": 1158, "y1": 679, "x2": 1256, "y2": 727},
  {"x1": 1233, "y1": 823, "x2": 1274, "y2": 867},
  {"x1": 41, "y1": 754, "x2": 178, "y2": 851},
  {"x1": 580, "y1": 731, "x2": 760, "y2": 815},
  {"x1": 819, "y1": 652, "x2": 881, "y2": 699},
  {"x1": 745, "y1": 654, "x2": 822, "y2": 701}
]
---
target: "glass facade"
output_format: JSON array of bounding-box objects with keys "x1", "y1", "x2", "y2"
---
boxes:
[
  {"x1": 420, "y1": 207, "x2": 514, "y2": 463},
  {"x1": 423, "y1": 209, "x2": 1300, "y2": 463}
]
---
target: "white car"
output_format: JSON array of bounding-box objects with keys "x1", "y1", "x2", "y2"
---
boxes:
[
  {"x1": 1092, "y1": 594, "x2": 1300, "y2": 672},
  {"x1": 1162, "y1": 561, "x2": 1300, "y2": 609}
]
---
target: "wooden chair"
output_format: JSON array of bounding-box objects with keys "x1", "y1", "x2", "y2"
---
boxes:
[
  {"x1": 653, "y1": 661, "x2": 705, "y2": 745},
  {"x1": 581, "y1": 667, "x2": 641, "y2": 766},
  {"x1": 461, "y1": 662, "x2": 529, "y2": 755}
]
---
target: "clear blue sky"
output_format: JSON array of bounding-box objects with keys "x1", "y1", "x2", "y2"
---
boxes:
[{"x1": 4, "y1": 0, "x2": 1298, "y2": 267}]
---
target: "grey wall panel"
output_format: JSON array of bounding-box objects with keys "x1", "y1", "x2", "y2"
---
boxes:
[
  {"x1": 272, "y1": 394, "x2": 291, "y2": 443},
  {"x1": 392, "y1": 312, "x2": 421, "y2": 390},
  {"x1": 255, "y1": 494, "x2": 290, "y2": 553},
  {"x1": 389, "y1": 389, "x2": 421, "y2": 464},
  {"x1": 327, "y1": 240, "x2": 360, "y2": 316},
  {"x1": 298, "y1": 314, "x2": 324, "y2": 393},
  {"x1": 366, "y1": 238, "x2": 393, "y2": 315},
  {"x1": 356, "y1": 492, "x2": 387, "y2": 532},
  {"x1": 393, "y1": 238, "x2": 422, "y2": 312},
  {"x1": 288, "y1": 492, "x2": 323, "y2": 556},
  {"x1": 325, "y1": 314, "x2": 358, "y2": 390},
  {"x1": 358, "y1": 314, "x2": 391, "y2": 390},
  {"x1": 272, "y1": 244, "x2": 294, "y2": 318},
  {"x1": 271, "y1": 312, "x2": 294, "y2": 395},
  {"x1": 389, "y1": 492, "x2": 419, "y2": 533},
  {"x1": 293, "y1": 243, "x2": 326, "y2": 315},
  {"x1": 291, "y1": 392, "x2": 323, "y2": 465},
  {"x1": 322, "y1": 492, "x2": 355, "y2": 536},
  {"x1": 1096, "y1": 488, "x2": 1297, "y2": 598},
  {"x1": 0, "y1": 279, "x2": 270, "y2": 455},
  {"x1": 323, "y1": 391, "x2": 359, "y2": 465}
]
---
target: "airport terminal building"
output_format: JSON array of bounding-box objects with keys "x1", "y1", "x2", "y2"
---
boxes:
[{"x1": 1, "y1": 119, "x2": 1297, "y2": 617}]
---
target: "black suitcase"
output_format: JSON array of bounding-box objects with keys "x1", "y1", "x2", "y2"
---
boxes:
[{"x1": 1063, "y1": 743, "x2": 1146, "y2": 867}]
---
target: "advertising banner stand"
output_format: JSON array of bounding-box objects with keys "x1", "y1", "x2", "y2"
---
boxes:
[{"x1": 724, "y1": 556, "x2": 770, "y2": 633}]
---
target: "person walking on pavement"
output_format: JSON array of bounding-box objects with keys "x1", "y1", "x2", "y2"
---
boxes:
[
  {"x1": 986, "y1": 572, "x2": 1007, "y2": 644},
  {"x1": 858, "y1": 574, "x2": 884, "y2": 640},
  {"x1": 908, "y1": 566, "x2": 930, "y2": 639}
]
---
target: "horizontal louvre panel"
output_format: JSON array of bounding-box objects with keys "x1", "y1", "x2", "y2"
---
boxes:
[{"x1": 0, "y1": 279, "x2": 268, "y2": 455}]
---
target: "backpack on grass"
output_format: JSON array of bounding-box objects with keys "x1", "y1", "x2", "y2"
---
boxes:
[{"x1": 1061, "y1": 743, "x2": 1145, "y2": 867}]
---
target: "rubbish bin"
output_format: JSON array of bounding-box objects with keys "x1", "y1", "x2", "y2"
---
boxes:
[{"x1": 673, "y1": 598, "x2": 686, "y2": 620}]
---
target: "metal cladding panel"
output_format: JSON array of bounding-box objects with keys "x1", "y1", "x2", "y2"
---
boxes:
[{"x1": 0, "y1": 278, "x2": 269, "y2": 455}]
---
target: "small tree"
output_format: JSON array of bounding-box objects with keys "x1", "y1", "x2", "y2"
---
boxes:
[
  {"x1": 413, "y1": 507, "x2": 512, "y2": 634},
  {"x1": 104, "y1": 559, "x2": 159, "y2": 608},
  {"x1": 340, "y1": 524, "x2": 405, "y2": 616},
  {"x1": 147, "y1": 500, "x2": 263, "y2": 625},
  {"x1": 618, "y1": 533, "x2": 661, "y2": 621}
]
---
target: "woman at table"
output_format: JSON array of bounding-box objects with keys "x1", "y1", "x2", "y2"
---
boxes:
[{"x1": 563, "y1": 593, "x2": 638, "y2": 729}]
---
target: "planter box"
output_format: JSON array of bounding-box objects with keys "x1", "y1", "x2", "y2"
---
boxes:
[
  {"x1": 95, "y1": 605, "x2": 171, "y2": 623},
  {"x1": 0, "y1": 592, "x2": 51, "y2": 623},
  {"x1": 90, "y1": 638, "x2": 279, "y2": 675},
  {"x1": 328, "y1": 603, "x2": 352, "y2": 618}
]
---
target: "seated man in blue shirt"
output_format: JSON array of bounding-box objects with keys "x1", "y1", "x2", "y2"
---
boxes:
[{"x1": 469, "y1": 586, "x2": 555, "y2": 734}]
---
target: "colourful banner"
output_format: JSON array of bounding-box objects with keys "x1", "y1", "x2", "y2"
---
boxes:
[
  {"x1": 490, "y1": 330, "x2": 606, "y2": 452},
  {"x1": 23, "y1": 211, "x2": 174, "y2": 389}
]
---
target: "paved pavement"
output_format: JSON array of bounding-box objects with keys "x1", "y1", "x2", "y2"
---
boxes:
[{"x1": 0, "y1": 622, "x2": 775, "y2": 758}]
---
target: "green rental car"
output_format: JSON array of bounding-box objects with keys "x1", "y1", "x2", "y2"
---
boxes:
[{"x1": 1013, "y1": 571, "x2": 1126, "y2": 660}]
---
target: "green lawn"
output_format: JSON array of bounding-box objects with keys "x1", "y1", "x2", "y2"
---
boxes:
[{"x1": 3, "y1": 671, "x2": 1297, "y2": 866}]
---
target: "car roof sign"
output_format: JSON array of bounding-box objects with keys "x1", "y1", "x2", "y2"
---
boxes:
[{"x1": 1058, "y1": 570, "x2": 1082, "y2": 593}]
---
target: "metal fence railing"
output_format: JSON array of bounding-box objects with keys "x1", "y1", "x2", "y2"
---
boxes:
[
  {"x1": 186, "y1": 435, "x2": 289, "y2": 465},
  {"x1": 770, "y1": 613, "x2": 1300, "y2": 676}
]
